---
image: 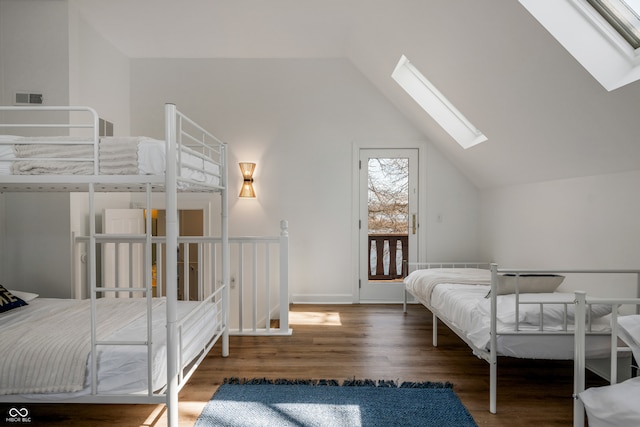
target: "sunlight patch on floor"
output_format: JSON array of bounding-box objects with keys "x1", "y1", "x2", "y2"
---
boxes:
[
  {"x1": 140, "y1": 404, "x2": 165, "y2": 426},
  {"x1": 289, "y1": 311, "x2": 342, "y2": 326}
]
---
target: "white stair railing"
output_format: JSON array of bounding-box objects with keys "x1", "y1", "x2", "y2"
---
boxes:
[{"x1": 229, "y1": 220, "x2": 291, "y2": 336}]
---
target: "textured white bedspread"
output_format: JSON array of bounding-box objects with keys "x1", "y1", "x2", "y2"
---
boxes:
[
  {"x1": 404, "y1": 268, "x2": 491, "y2": 304},
  {"x1": 0, "y1": 298, "x2": 162, "y2": 394},
  {"x1": 0, "y1": 297, "x2": 219, "y2": 398}
]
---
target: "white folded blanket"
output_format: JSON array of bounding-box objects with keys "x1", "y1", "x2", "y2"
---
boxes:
[
  {"x1": 11, "y1": 136, "x2": 143, "y2": 175},
  {"x1": 99, "y1": 137, "x2": 141, "y2": 175},
  {"x1": 12, "y1": 137, "x2": 94, "y2": 175}
]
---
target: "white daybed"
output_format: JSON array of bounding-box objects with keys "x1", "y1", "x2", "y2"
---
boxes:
[
  {"x1": 403, "y1": 262, "x2": 640, "y2": 414},
  {"x1": 0, "y1": 104, "x2": 230, "y2": 427},
  {"x1": 574, "y1": 291, "x2": 640, "y2": 427}
]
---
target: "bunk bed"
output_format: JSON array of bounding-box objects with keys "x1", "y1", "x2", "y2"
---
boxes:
[
  {"x1": 574, "y1": 291, "x2": 640, "y2": 427},
  {"x1": 0, "y1": 104, "x2": 229, "y2": 427},
  {"x1": 403, "y1": 262, "x2": 640, "y2": 414}
]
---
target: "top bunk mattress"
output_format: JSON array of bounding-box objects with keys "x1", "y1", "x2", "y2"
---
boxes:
[{"x1": 0, "y1": 135, "x2": 220, "y2": 187}]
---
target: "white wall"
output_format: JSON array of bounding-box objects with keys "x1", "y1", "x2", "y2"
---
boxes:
[
  {"x1": 3, "y1": 193, "x2": 72, "y2": 297},
  {"x1": 68, "y1": 1, "x2": 131, "y2": 134},
  {"x1": 0, "y1": 0, "x2": 70, "y2": 134},
  {"x1": 424, "y1": 144, "x2": 480, "y2": 262},
  {"x1": 0, "y1": 0, "x2": 130, "y2": 126},
  {"x1": 0, "y1": 0, "x2": 70, "y2": 107},
  {"x1": 0, "y1": 0, "x2": 71, "y2": 293},
  {"x1": 480, "y1": 170, "x2": 640, "y2": 297},
  {"x1": 129, "y1": 58, "x2": 481, "y2": 303}
]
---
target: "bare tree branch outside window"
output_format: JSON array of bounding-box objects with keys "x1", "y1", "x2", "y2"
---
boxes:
[{"x1": 367, "y1": 158, "x2": 409, "y2": 234}]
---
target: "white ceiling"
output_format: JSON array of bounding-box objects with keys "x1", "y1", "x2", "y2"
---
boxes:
[{"x1": 73, "y1": 0, "x2": 640, "y2": 189}]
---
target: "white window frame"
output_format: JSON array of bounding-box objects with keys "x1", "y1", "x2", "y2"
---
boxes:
[
  {"x1": 519, "y1": 0, "x2": 640, "y2": 91},
  {"x1": 391, "y1": 55, "x2": 487, "y2": 150}
]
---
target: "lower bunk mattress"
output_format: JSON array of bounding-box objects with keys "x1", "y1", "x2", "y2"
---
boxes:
[
  {"x1": 0, "y1": 297, "x2": 220, "y2": 399},
  {"x1": 405, "y1": 268, "x2": 612, "y2": 359}
]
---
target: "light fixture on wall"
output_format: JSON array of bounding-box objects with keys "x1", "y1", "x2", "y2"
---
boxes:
[{"x1": 239, "y1": 162, "x2": 256, "y2": 198}]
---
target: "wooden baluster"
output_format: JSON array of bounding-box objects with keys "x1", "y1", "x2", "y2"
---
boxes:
[
  {"x1": 389, "y1": 238, "x2": 398, "y2": 279},
  {"x1": 376, "y1": 237, "x2": 385, "y2": 279}
]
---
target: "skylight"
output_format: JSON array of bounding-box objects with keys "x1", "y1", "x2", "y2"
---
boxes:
[
  {"x1": 391, "y1": 55, "x2": 487, "y2": 150},
  {"x1": 586, "y1": 0, "x2": 640, "y2": 49},
  {"x1": 519, "y1": 0, "x2": 640, "y2": 91}
]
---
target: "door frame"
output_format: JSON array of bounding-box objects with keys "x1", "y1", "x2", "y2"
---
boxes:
[{"x1": 351, "y1": 140, "x2": 427, "y2": 303}]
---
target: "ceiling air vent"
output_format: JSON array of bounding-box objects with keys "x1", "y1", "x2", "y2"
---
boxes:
[{"x1": 14, "y1": 92, "x2": 43, "y2": 105}]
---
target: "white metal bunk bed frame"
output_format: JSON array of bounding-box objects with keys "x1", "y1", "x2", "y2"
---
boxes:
[
  {"x1": 0, "y1": 104, "x2": 229, "y2": 427},
  {"x1": 573, "y1": 291, "x2": 640, "y2": 427},
  {"x1": 403, "y1": 262, "x2": 640, "y2": 414}
]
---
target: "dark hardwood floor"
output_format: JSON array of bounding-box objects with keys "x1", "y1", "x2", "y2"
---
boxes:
[{"x1": 1, "y1": 304, "x2": 606, "y2": 426}]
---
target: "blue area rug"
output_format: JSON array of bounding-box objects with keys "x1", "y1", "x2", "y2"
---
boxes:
[{"x1": 195, "y1": 378, "x2": 477, "y2": 427}]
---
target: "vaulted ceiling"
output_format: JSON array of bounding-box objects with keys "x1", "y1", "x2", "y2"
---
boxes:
[{"x1": 73, "y1": 0, "x2": 640, "y2": 189}]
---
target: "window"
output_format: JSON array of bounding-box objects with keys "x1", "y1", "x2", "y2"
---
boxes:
[
  {"x1": 519, "y1": 0, "x2": 640, "y2": 91},
  {"x1": 586, "y1": 0, "x2": 640, "y2": 49},
  {"x1": 391, "y1": 55, "x2": 487, "y2": 149}
]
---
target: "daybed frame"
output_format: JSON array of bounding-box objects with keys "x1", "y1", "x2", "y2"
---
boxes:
[
  {"x1": 0, "y1": 104, "x2": 229, "y2": 427},
  {"x1": 573, "y1": 291, "x2": 640, "y2": 427},
  {"x1": 403, "y1": 262, "x2": 640, "y2": 414}
]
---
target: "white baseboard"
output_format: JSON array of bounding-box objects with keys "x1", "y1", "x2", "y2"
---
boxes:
[
  {"x1": 291, "y1": 294, "x2": 354, "y2": 304},
  {"x1": 290, "y1": 294, "x2": 413, "y2": 304}
]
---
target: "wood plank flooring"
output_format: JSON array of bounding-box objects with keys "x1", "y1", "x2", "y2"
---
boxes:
[{"x1": 1, "y1": 304, "x2": 607, "y2": 426}]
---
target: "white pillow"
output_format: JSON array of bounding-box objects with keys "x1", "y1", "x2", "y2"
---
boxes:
[
  {"x1": 9, "y1": 289, "x2": 39, "y2": 302},
  {"x1": 580, "y1": 377, "x2": 640, "y2": 427},
  {"x1": 495, "y1": 274, "x2": 564, "y2": 295}
]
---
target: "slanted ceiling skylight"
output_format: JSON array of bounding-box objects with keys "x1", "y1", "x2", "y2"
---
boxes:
[
  {"x1": 519, "y1": 0, "x2": 640, "y2": 91},
  {"x1": 587, "y1": 0, "x2": 640, "y2": 49},
  {"x1": 391, "y1": 55, "x2": 487, "y2": 150}
]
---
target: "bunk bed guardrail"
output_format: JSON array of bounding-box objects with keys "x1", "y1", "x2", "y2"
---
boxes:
[{"x1": 73, "y1": 219, "x2": 291, "y2": 337}]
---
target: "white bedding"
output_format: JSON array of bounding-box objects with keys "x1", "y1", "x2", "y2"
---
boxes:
[
  {"x1": 405, "y1": 268, "x2": 612, "y2": 359},
  {"x1": 0, "y1": 136, "x2": 220, "y2": 185},
  {"x1": 618, "y1": 314, "x2": 640, "y2": 363},
  {"x1": 578, "y1": 315, "x2": 640, "y2": 427},
  {"x1": 580, "y1": 376, "x2": 640, "y2": 427},
  {"x1": 0, "y1": 297, "x2": 219, "y2": 398}
]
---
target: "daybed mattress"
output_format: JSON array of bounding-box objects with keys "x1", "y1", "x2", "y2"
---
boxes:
[
  {"x1": 405, "y1": 268, "x2": 611, "y2": 359},
  {"x1": 0, "y1": 135, "x2": 219, "y2": 185},
  {"x1": 0, "y1": 297, "x2": 219, "y2": 398}
]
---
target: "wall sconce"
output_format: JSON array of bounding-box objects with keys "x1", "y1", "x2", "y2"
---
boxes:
[{"x1": 239, "y1": 162, "x2": 256, "y2": 198}]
